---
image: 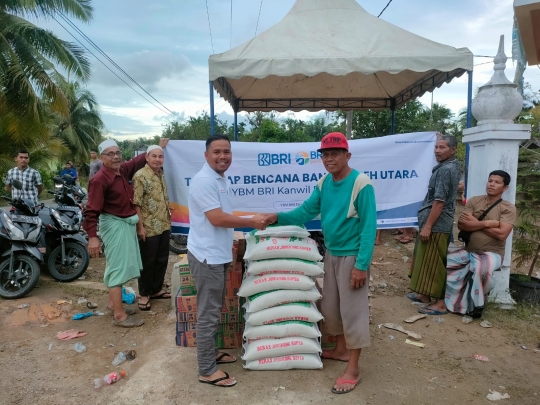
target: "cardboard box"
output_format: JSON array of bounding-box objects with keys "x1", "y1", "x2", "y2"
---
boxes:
[
  {"x1": 223, "y1": 332, "x2": 243, "y2": 349},
  {"x1": 176, "y1": 295, "x2": 241, "y2": 324},
  {"x1": 234, "y1": 231, "x2": 246, "y2": 261},
  {"x1": 176, "y1": 296, "x2": 197, "y2": 313},
  {"x1": 176, "y1": 323, "x2": 243, "y2": 348},
  {"x1": 176, "y1": 321, "x2": 197, "y2": 332},
  {"x1": 171, "y1": 255, "x2": 193, "y2": 306}
]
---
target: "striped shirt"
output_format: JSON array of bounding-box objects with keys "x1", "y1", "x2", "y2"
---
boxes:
[{"x1": 5, "y1": 166, "x2": 42, "y2": 206}]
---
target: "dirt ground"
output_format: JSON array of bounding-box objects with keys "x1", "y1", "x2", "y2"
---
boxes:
[{"x1": 1, "y1": 211, "x2": 540, "y2": 405}]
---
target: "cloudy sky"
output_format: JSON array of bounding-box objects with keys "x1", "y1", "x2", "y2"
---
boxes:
[{"x1": 39, "y1": 0, "x2": 540, "y2": 138}]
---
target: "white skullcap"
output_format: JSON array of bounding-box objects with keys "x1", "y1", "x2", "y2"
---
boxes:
[
  {"x1": 146, "y1": 145, "x2": 163, "y2": 154},
  {"x1": 98, "y1": 139, "x2": 118, "y2": 154}
]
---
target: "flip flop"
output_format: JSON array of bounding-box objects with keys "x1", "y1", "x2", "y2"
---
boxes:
[
  {"x1": 111, "y1": 315, "x2": 144, "y2": 328},
  {"x1": 138, "y1": 300, "x2": 151, "y2": 311},
  {"x1": 331, "y1": 377, "x2": 361, "y2": 394},
  {"x1": 150, "y1": 291, "x2": 171, "y2": 299},
  {"x1": 199, "y1": 372, "x2": 237, "y2": 387},
  {"x1": 321, "y1": 350, "x2": 349, "y2": 362},
  {"x1": 399, "y1": 236, "x2": 414, "y2": 244},
  {"x1": 418, "y1": 306, "x2": 448, "y2": 315},
  {"x1": 406, "y1": 293, "x2": 429, "y2": 304},
  {"x1": 216, "y1": 352, "x2": 237, "y2": 364}
]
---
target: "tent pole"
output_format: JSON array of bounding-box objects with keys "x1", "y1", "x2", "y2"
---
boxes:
[
  {"x1": 209, "y1": 81, "x2": 215, "y2": 136},
  {"x1": 233, "y1": 99, "x2": 239, "y2": 142},
  {"x1": 466, "y1": 71, "x2": 473, "y2": 128},
  {"x1": 390, "y1": 99, "x2": 396, "y2": 135},
  {"x1": 465, "y1": 70, "x2": 473, "y2": 199},
  {"x1": 346, "y1": 111, "x2": 353, "y2": 139}
]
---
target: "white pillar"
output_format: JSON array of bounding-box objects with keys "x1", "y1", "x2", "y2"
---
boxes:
[
  {"x1": 463, "y1": 125, "x2": 530, "y2": 306},
  {"x1": 463, "y1": 35, "x2": 531, "y2": 307}
]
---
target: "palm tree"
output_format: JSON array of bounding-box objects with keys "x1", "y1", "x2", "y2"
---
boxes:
[
  {"x1": 0, "y1": 0, "x2": 93, "y2": 176},
  {"x1": 55, "y1": 81, "x2": 104, "y2": 162},
  {"x1": 0, "y1": 0, "x2": 93, "y2": 126}
]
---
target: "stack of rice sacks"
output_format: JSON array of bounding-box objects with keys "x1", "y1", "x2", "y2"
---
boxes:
[{"x1": 239, "y1": 225, "x2": 324, "y2": 370}]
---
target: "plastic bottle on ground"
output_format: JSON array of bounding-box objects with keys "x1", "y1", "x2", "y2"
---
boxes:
[
  {"x1": 93, "y1": 371, "x2": 126, "y2": 389},
  {"x1": 112, "y1": 351, "x2": 127, "y2": 366}
]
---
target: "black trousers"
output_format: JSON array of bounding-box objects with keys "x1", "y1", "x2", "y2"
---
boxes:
[{"x1": 138, "y1": 230, "x2": 170, "y2": 296}]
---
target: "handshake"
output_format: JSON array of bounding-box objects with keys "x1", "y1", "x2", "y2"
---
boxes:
[{"x1": 249, "y1": 213, "x2": 278, "y2": 230}]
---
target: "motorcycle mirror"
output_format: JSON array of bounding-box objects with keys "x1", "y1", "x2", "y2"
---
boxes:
[{"x1": 12, "y1": 180, "x2": 23, "y2": 190}]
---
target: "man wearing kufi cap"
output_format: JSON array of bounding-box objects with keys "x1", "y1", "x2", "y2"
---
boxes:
[
  {"x1": 83, "y1": 138, "x2": 169, "y2": 327},
  {"x1": 132, "y1": 145, "x2": 171, "y2": 311},
  {"x1": 265, "y1": 132, "x2": 377, "y2": 394}
]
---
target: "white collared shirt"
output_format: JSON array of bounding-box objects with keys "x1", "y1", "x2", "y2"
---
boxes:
[{"x1": 187, "y1": 162, "x2": 234, "y2": 264}]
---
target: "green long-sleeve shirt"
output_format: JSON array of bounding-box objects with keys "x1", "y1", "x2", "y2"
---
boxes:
[{"x1": 277, "y1": 169, "x2": 377, "y2": 271}]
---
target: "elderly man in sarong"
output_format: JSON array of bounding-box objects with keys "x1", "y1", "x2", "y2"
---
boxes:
[
  {"x1": 444, "y1": 170, "x2": 516, "y2": 317},
  {"x1": 265, "y1": 132, "x2": 377, "y2": 395},
  {"x1": 83, "y1": 138, "x2": 168, "y2": 327},
  {"x1": 407, "y1": 135, "x2": 461, "y2": 315}
]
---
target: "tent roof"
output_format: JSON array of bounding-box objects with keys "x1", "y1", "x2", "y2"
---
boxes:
[{"x1": 209, "y1": 0, "x2": 473, "y2": 112}]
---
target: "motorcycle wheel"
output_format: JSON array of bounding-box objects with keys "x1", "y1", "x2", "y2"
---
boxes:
[
  {"x1": 0, "y1": 254, "x2": 41, "y2": 299},
  {"x1": 48, "y1": 242, "x2": 90, "y2": 282},
  {"x1": 169, "y1": 234, "x2": 188, "y2": 254}
]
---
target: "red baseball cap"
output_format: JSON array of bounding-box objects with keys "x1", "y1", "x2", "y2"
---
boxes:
[{"x1": 317, "y1": 132, "x2": 349, "y2": 152}]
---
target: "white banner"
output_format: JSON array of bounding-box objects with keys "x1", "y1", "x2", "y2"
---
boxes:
[{"x1": 164, "y1": 132, "x2": 437, "y2": 234}]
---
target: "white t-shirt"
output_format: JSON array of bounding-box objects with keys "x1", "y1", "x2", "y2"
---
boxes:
[{"x1": 187, "y1": 163, "x2": 234, "y2": 265}]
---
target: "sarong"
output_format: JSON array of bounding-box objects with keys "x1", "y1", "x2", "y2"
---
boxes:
[
  {"x1": 409, "y1": 232, "x2": 450, "y2": 299},
  {"x1": 444, "y1": 249, "x2": 501, "y2": 315},
  {"x1": 100, "y1": 213, "x2": 142, "y2": 288}
]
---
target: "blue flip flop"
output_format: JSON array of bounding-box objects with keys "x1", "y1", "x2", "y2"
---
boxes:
[
  {"x1": 406, "y1": 293, "x2": 428, "y2": 303},
  {"x1": 418, "y1": 306, "x2": 448, "y2": 315}
]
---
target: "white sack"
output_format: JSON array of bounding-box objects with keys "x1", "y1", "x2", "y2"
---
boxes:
[
  {"x1": 242, "y1": 337, "x2": 321, "y2": 361},
  {"x1": 238, "y1": 274, "x2": 315, "y2": 297},
  {"x1": 244, "y1": 287, "x2": 322, "y2": 313}
]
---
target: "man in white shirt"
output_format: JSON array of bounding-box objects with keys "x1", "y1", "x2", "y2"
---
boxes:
[{"x1": 188, "y1": 135, "x2": 267, "y2": 388}]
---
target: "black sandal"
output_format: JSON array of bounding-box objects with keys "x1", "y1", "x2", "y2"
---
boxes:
[
  {"x1": 199, "y1": 372, "x2": 237, "y2": 387},
  {"x1": 138, "y1": 299, "x2": 151, "y2": 311},
  {"x1": 216, "y1": 352, "x2": 237, "y2": 364}
]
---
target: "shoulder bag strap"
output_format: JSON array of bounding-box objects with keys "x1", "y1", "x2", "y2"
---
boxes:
[{"x1": 478, "y1": 199, "x2": 503, "y2": 221}]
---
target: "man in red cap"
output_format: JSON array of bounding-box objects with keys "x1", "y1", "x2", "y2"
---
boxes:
[{"x1": 265, "y1": 132, "x2": 377, "y2": 394}]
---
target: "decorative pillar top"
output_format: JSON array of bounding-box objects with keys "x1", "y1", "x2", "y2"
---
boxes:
[{"x1": 471, "y1": 35, "x2": 524, "y2": 126}]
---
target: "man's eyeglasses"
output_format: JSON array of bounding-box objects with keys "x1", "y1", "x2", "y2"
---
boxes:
[{"x1": 102, "y1": 151, "x2": 122, "y2": 158}]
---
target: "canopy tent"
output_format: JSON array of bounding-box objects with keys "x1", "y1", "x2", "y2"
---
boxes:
[{"x1": 208, "y1": 0, "x2": 474, "y2": 139}]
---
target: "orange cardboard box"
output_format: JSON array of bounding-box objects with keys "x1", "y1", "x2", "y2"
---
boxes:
[{"x1": 176, "y1": 296, "x2": 197, "y2": 313}]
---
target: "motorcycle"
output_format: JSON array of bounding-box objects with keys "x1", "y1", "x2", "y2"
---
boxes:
[
  {"x1": 0, "y1": 180, "x2": 43, "y2": 299},
  {"x1": 37, "y1": 176, "x2": 89, "y2": 282}
]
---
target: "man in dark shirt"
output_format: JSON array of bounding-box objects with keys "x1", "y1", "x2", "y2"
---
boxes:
[
  {"x1": 83, "y1": 138, "x2": 168, "y2": 327},
  {"x1": 408, "y1": 135, "x2": 461, "y2": 315}
]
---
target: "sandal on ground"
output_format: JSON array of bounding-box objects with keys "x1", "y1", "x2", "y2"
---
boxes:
[
  {"x1": 418, "y1": 306, "x2": 448, "y2": 315},
  {"x1": 199, "y1": 372, "x2": 237, "y2": 387},
  {"x1": 138, "y1": 299, "x2": 151, "y2": 311},
  {"x1": 406, "y1": 293, "x2": 430, "y2": 304},
  {"x1": 216, "y1": 352, "x2": 237, "y2": 364},
  {"x1": 111, "y1": 314, "x2": 144, "y2": 328},
  {"x1": 331, "y1": 377, "x2": 361, "y2": 394},
  {"x1": 150, "y1": 291, "x2": 171, "y2": 299},
  {"x1": 398, "y1": 236, "x2": 415, "y2": 244}
]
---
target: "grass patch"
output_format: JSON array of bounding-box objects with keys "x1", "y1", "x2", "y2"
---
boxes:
[{"x1": 483, "y1": 300, "x2": 540, "y2": 344}]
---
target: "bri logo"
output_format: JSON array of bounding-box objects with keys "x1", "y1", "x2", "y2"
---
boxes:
[{"x1": 258, "y1": 153, "x2": 291, "y2": 166}]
